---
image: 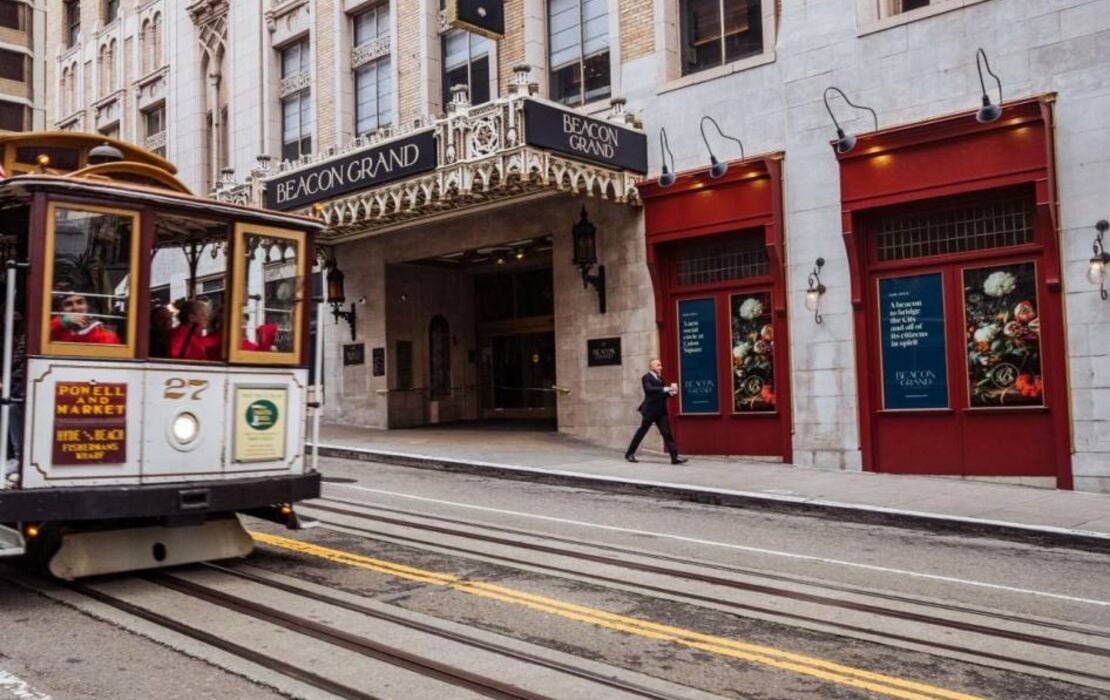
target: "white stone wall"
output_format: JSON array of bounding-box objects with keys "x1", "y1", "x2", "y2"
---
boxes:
[{"x1": 618, "y1": 0, "x2": 1110, "y2": 485}]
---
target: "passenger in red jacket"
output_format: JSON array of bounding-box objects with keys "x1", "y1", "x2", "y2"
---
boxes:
[
  {"x1": 168, "y1": 300, "x2": 211, "y2": 361},
  {"x1": 49, "y1": 292, "x2": 121, "y2": 344}
]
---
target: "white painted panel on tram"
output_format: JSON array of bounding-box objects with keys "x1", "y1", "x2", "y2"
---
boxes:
[
  {"x1": 140, "y1": 365, "x2": 228, "y2": 481},
  {"x1": 222, "y1": 367, "x2": 306, "y2": 475},
  {"x1": 23, "y1": 359, "x2": 143, "y2": 488}
]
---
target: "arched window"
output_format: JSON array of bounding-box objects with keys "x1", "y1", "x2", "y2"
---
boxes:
[
  {"x1": 428, "y1": 315, "x2": 451, "y2": 399},
  {"x1": 140, "y1": 19, "x2": 151, "y2": 74},
  {"x1": 108, "y1": 39, "x2": 117, "y2": 92},
  {"x1": 152, "y1": 13, "x2": 162, "y2": 69},
  {"x1": 97, "y1": 44, "x2": 108, "y2": 96}
]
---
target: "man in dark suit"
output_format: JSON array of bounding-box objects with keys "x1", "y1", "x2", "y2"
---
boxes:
[{"x1": 625, "y1": 359, "x2": 687, "y2": 464}]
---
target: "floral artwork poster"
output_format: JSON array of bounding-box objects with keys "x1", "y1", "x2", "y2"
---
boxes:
[
  {"x1": 730, "y1": 293, "x2": 775, "y2": 412},
  {"x1": 963, "y1": 262, "x2": 1043, "y2": 407}
]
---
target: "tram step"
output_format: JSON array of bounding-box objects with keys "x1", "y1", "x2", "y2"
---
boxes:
[{"x1": 0, "y1": 524, "x2": 25, "y2": 557}]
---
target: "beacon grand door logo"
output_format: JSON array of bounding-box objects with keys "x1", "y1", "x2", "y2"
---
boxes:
[{"x1": 264, "y1": 130, "x2": 437, "y2": 211}]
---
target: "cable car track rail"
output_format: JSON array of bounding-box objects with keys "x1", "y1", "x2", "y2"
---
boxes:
[{"x1": 297, "y1": 497, "x2": 1110, "y2": 688}]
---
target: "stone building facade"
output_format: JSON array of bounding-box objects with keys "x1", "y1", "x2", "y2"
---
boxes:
[
  {"x1": 0, "y1": 1, "x2": 46, "y2": 133},
  {"x1": 43, "y1": 0, "x2": 1110, "y2": 492}
]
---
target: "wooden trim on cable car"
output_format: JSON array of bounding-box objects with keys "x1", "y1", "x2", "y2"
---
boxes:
[
  {"x1": 228, "y1": 223, "x2": 306, "y2": 366},
  {"x1": 39, "y1": 201, "x2": 141, "y2": 360}
]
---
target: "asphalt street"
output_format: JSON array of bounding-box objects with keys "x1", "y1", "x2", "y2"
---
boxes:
[{"x1": 3, "y1": 455, "x2": 1109, "y2": 699}]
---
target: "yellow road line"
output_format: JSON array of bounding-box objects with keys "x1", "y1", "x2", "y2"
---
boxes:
[{"x1": 251, "y1": 531, "x2": 985, "y2": 700}]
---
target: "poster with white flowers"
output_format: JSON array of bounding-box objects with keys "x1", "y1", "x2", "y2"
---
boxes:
[
  {"x1": 730, "y1": 292, "x2": 775, "y2": 412},
  {"x1": 963, "y1": 262, "x2": 1043, "y2": 407}
]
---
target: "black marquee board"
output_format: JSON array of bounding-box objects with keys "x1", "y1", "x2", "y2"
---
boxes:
[{"x1": 523, "y1": 100, "x2": 647, "y2": 173}]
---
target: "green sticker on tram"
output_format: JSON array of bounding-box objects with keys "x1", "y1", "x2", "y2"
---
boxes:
[{"x1": 245, "y1": 400, "x2": 279, "y2": 431}]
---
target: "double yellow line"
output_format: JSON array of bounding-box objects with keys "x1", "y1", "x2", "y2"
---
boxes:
[{"x1": 252, "y1": 532, "x2": 983, "y2": 700}]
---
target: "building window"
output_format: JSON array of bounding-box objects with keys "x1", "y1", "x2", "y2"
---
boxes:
[
  {"x1": 104, "y1": 0, "x2": 119, "y2": 23},
  {"x1": 99, "y1": 122, "x2": 119, "y2": 140},
  {"x1": 0, "y1": 100, "x2": 27, "y2": 131},
  {"x1": 680, "y1": 0, "x2": 763, "y2": 76},
  {"x1": 674, "y1": 233, "x2": 769, "y2": 286},
  {"x1": 548, "y1": 0, "x2": 610, "y2": 106},
  {"x1": 143, "y1": 104, "x2": 166, "y2": 156},
  {"x1": 442, "y1": 29, "x2": 489, "y2": 107},
  {"x1": 885, "y1": 0, "x2": 930, "y2": 15},
  {"x1": 0, "y1": 1, "x2": 28, "y2": 31},
  {"x1": 0, "y1": 49, "x2": 27, "y2": 83},
  {"x1": 280, "y1": 40, "x2": 312, "y2": 162},
  {"x1": 353, "y1": 4, "x2": 392, "y2": 135},
  {"x1": 64, "y1": 0, "x2": 80, "y2": 48}
]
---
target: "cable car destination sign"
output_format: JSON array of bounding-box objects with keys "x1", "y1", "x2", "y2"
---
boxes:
[{"x1": 264, "y1": 130, "x2": 437, "y2": 211}]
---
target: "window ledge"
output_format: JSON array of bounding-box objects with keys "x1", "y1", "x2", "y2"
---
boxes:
[
  {"x1": 857, "y1": 0, "x2": 993, "y2": 37},
  {"x1": 657, "y1": 51, "x2": 776, "y2": 96}
]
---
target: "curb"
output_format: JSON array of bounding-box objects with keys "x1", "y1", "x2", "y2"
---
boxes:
[{"x1": 310, "y1": 443, "x2": 1110, "y2": 553}]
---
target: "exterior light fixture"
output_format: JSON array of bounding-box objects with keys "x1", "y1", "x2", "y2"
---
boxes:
[
  {"x1": 823, "y1": 87, "x2": 878, "y2": 154},
  {"x1": 975, "y1": 48, "x2": 1003, "y2": 124},
  {"x1": 804, "y1": 257, "x2": 827, "y2": 324},
  {"x1": 514, "y1": 248, "x2": 525, "y2": 260},
  {"x1": 699, "y1": 115, "x2": 744, "y2": 178},
  {"x1": 658, "y1": 127, "x2": 676, "y2": 187},
  {"x1": 571, "y1": 207, "x2": 606, "y2": 313},
  {"x1": 326, "y1": 259, "x2": 357, "y2": 341},
  {"x1": 1088, "y1": 220, "x2": 1110, "y2": 300}
]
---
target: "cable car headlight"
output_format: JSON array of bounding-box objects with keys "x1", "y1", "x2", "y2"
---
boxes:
[{"x1": 171, "y1": 412, "x2": 200, "y2": 445}]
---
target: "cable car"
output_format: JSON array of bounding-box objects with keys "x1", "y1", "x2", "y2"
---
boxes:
[{"x1": 0, "y1": 132, "x2": 322, "y2": 578}]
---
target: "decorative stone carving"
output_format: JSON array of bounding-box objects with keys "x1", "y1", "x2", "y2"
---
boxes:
[
  {"x1": 352, "y1": 36, "x2": 391, "y2": 69},
  {"x1": 279, "y1": 71, "x2": 311, "y2": 98}
]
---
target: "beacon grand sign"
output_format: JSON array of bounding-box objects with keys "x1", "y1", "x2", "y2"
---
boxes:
[
  {"x1": 523, "y1": 100, "x2": 647, "y2": 173},
  {"x1": 263, "y1": 130, "x2": 437, "y2": 211}
]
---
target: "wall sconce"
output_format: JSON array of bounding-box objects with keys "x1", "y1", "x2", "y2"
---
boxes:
[
  {"x1": 805, "y1": 257, "x2": 827, "y2": 324},
  {"x1": 699, "y1": 116, "x2": 744, "y2": 178},
  {"x1": 658, "y1": 127, "x2": 676, "y2": 187},
  {"x1": 326, "y1": 259, "x2": 357, "y2": 341},
  {"x1": 571, "y1": 207, "x2": 606, "y2": 313},
  {"x1": 823, "y1": 87, "x2": 878, "y2": 154},
  {"x1": 1088, "y1": 220, "x2": 1110, "y2": 300},
  {"x1": 975, "y1": 48, "x2": 1003, "y2": 124}
]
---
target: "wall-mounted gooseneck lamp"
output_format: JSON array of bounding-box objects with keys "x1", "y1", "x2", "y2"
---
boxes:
[
  {"x1": 658, "y1": 127, "x2": 676, "y2": 187},
  {"x1": 699, "y1": 116, "x2": 745, "y2": 178},
  {"x1": 571, "y1": 207, "x2": 606, "y2": 313},
  {"x1": 325, "y1": 259, "x2": 357, "y2": 341},
  {"x1": 975, "y1": 48, "x2": 1003, "y2": 124},
  {"x1": 823, "y1": 87, "x2": 878, "y2": 154},
  {"x1": 805, "y1": 257, "x2": 827, "y2": 324},
  {"x1": 1088, "y1": 220, "x2": 1110, "y2": 300}
]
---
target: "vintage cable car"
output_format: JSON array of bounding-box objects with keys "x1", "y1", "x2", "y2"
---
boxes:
[{"x1": 0, "y1": 133, "x2": 322, "y2": 578}]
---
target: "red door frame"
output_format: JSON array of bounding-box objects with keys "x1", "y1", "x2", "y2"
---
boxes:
[
  {"x1": 639, "y1": 155, "x2": 792, "y2": 461},
  {"x1": 835, "y1": 95, "x2": 1072, "y2": 488}
]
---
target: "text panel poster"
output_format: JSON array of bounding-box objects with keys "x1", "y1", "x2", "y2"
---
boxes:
[
  {"x1": 678, "y1": 298, "x2": 719, "y2": 414},
  {"x1": 879, "y1": 273, "x2": 949, "y2": 410}
]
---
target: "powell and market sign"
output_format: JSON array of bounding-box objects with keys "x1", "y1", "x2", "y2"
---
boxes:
[
  {"x1": 263, "y1": 101, "x2": 647, "y2": 211},
  {"x1": 264, "y1": 130, "x2": 437, "y2": 211}
]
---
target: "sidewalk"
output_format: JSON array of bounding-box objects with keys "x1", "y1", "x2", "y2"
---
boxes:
[{"x1": 309, "y1": 423, "x2": 1110, "y2": 549}]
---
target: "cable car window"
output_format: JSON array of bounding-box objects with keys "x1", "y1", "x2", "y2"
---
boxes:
[
  {"x1": 42, "y1": 204, "x2": 140, "y2": 359},
  {"x1": 149, "y1": 214, "x2": 230, "y2": 362},
  {"x1": 229, "y1": 224, "x2": 305, "y2": 365}
]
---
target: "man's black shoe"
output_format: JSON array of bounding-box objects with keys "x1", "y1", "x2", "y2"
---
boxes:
[
  {"x1": 671, "y1": 457, "x2": 688, "y2": 465},
  {"x1": 625, "y1": 454, "x2": 638, "y2": 463}
]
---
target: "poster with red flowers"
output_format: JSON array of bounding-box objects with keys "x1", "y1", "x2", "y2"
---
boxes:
[
  {"x1": 963, "y1": 262, "x2": 1043, "y2": 407},
  {"x1": 730, "y1": 292, "x2": 775, "y2": 412}
]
